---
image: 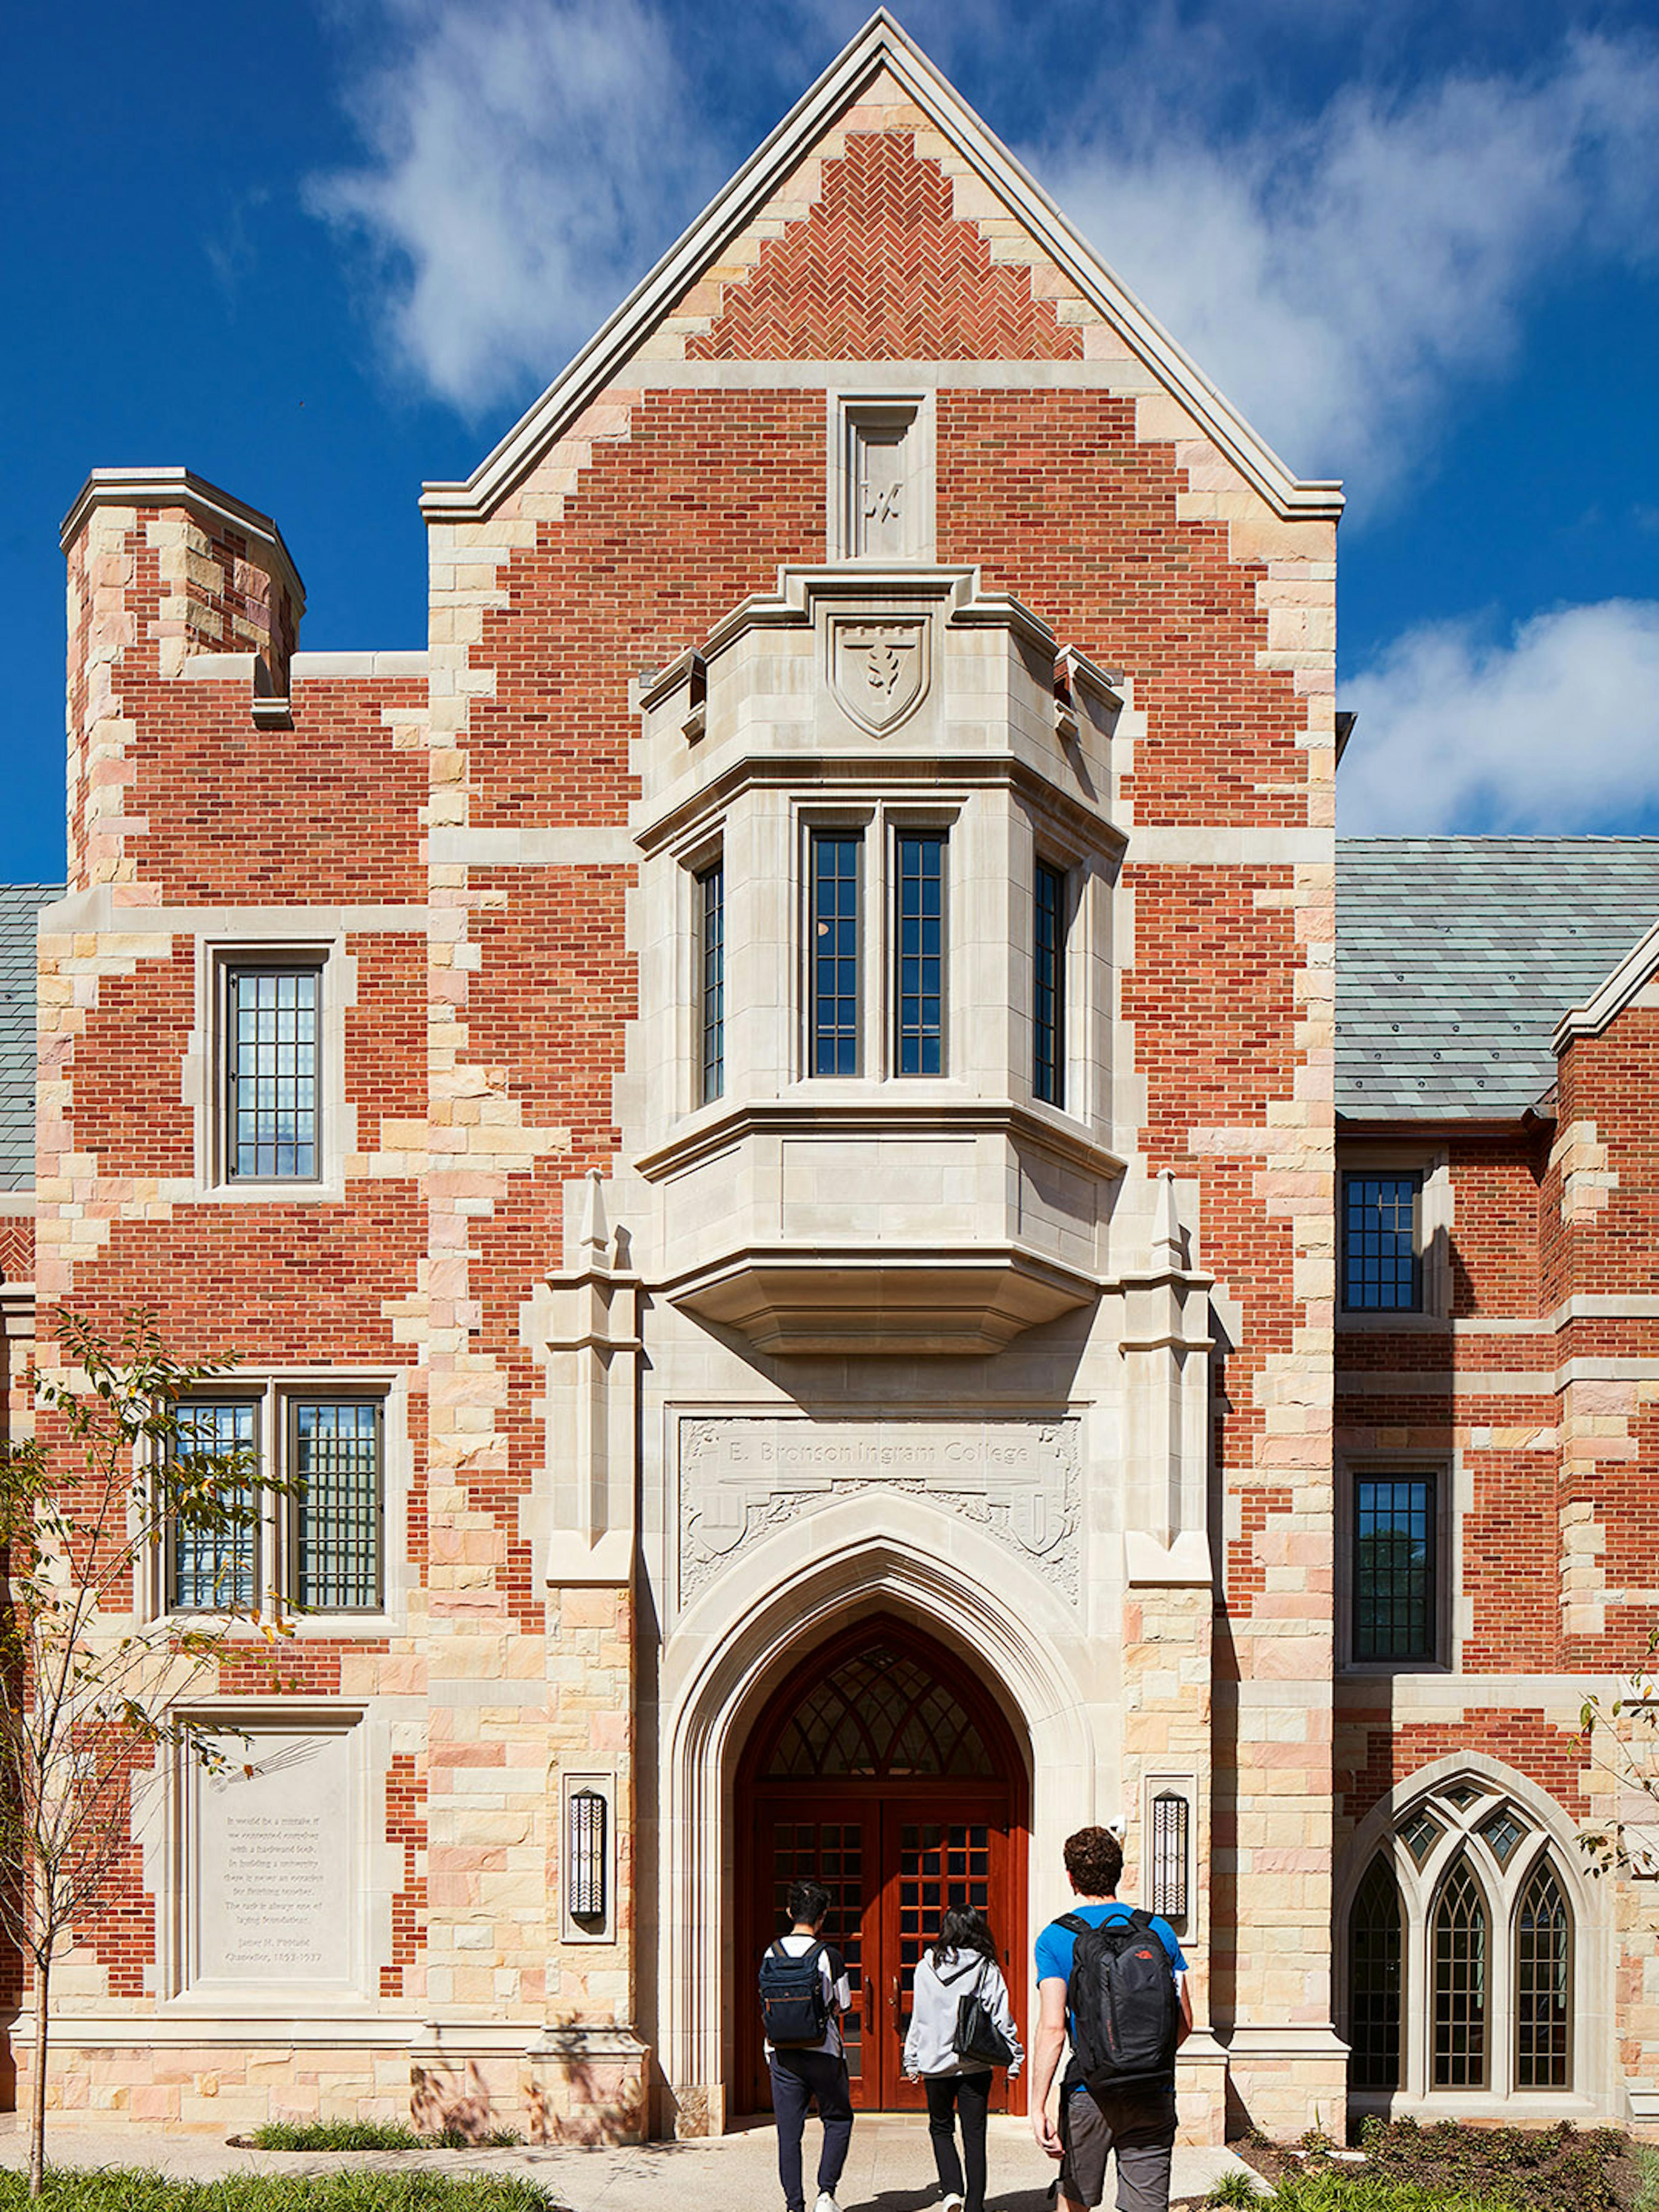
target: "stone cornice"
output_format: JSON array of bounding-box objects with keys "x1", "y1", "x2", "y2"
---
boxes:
[{"x1": 59, "y1": 467, "x2": 306, "y2": 613}]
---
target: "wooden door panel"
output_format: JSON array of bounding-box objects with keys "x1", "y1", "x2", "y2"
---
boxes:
[
  {"x1": 885, "y1": 1809, "x2": 1011, "y2": 2113},
  {"x1": 747, "y1": 1805, "x2": 879, "y2": 2112}
]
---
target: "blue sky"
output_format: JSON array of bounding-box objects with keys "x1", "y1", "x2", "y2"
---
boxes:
[{"x1": 4, "y1": 0, "x2": 1659, "y2": 883}]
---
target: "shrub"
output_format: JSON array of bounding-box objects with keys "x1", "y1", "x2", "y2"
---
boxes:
[{"x1": 0, "y1": 2174, "x2": 565, "y2": 2210}]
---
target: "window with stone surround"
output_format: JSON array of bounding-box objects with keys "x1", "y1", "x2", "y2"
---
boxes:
[
  {"x1": 1352, "y1": 1473, "x2": 1437, "y2": 1663},
  {"x1": 1033, "y1": 859, "x2": 1067, "y2": 1107},
  {"x1": 696, "y1": 854, "x2": 725, "y2": 1105},
  {"x1": 809, "y1": 829, "x2": 863, "y2": 1075},
  {"x1": 223, "y1": 962, "x2": 322, "y2": 1182},
  {"x1": 165, "y1": 1387, "x2": 384, "y2": 1619},
  {"x1": 1344, "y1": 1777, "x2": 1579, "y2": 2106}
]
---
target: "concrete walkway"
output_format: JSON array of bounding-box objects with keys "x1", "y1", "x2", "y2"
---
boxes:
[{"x1": 0, "y1": 2113, "x2": 1255, "y2": 2207}]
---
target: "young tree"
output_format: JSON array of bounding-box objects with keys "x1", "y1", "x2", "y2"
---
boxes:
[
  {"x1": 1579, "y1": 1622, "x2": 1659, "y2": 1879},
  {"x1": 0, "y1": 1309, "x2": 292, "y2": 2197}
]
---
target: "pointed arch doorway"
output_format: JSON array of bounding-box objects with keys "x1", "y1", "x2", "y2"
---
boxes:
[{"x1": 735, "y1": 1616, "x2": 1029, "y2": 2116}]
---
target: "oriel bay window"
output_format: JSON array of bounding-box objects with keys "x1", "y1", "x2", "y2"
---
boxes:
[
  {"x1": 809, "y1": 829, "x2": 864, "y2": 1075},
  {"x1": 168, "y1": 1390, "x2": 384, "y2": 1617},
  {"x1": 1033, "y1": 859, "x2": 1067, "y2": 1107},
  {"x1": 894, "y1": 829, "x2": 945, "y2": 1075}
]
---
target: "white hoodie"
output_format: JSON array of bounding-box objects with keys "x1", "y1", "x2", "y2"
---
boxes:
[{"x1": 903, "y1": 1947, "x2": 1024, "y2": 2079}]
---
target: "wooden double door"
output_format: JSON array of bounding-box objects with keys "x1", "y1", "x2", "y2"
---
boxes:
[{"x1": 737, "y1": 1624, "x2": 1028, "y2": 2115}]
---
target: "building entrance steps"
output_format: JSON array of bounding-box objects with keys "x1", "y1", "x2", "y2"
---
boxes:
[{"x1": 0, "y1": 2113, "x2": 1260, "y2": 2207}]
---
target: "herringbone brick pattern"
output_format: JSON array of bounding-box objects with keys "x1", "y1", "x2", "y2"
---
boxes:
[{"x1": 689, "y1": 132, "x2": 1083, "y2": 360}]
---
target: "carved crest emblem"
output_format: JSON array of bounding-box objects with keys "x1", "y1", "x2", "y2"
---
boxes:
[{"x1": 830, "y1": 617, "x2": 930, "y2": 736}]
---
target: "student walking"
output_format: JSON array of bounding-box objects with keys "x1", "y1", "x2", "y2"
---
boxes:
[
  {"x1": 903, "y1": 1904, "x2": 1023, "y2": 2212},
  {"x1": 759, "y1": 1877, "x2": 855, "y2": 2212},
  {"x1": 1029, "y1": 1825, "x2": 1193, "y2": 2212}
]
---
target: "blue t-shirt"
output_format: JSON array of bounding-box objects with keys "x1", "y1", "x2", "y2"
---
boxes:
[{"x1": 1034, "y1": 1902, "x2": 1188, "y2": 2093}]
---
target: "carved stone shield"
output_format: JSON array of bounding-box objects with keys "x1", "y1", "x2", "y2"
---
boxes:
[{"x1": 830, "y1": 617, "x2": 930, "y2": 735}]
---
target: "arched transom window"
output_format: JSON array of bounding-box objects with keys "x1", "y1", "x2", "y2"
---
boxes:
[{"x1": 1344, "y1": 1777, "x2": 1577, "y2": 2105}]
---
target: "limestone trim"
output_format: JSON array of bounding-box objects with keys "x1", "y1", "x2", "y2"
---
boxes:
[
  {"x1": 418, "y1": 13, "x2": 1342, "y2": 524},
  {"x1": 60, "y1": 469, "x2": 306, "y2": 613},
  {"x1": 655, "y1": 1518, "x2": 1097, "y2": 2130},
  {"x1": 1552, "y1": 916, "x2": 1659, "y2": 1047},
  {"x1": 1335, "y1": 1752, "x2": 1615, "y2": 2118}
]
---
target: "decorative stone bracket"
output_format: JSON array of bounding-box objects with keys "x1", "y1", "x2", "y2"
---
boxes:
[{"x1": 528, "y1": 1171, "x2": 641, "y2": 1586}]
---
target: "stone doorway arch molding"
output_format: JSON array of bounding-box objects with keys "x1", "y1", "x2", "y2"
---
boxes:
[
  {"x1": 655, "y1": 1510, "x2": 1099, "y2": 2136},
  {"x1": 1336, "y1": 1750, "x2": 1616, "y2": 2119}
]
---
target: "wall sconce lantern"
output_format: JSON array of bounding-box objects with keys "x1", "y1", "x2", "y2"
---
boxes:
[
  {"x1": 1151, "y1": 1791, "x2": 1190, "y2": 1924},
  {"x1": 568, "y1": 1787, "x2": 608, "y2": 1925}
]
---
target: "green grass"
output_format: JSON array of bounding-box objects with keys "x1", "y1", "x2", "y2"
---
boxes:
[
  {"x1": 0, "y1": 2175, "x2": 563, "y2": 2210},
  {"x1": 1631, "y1": 2145, "x2": 1659, "y2": 2212},
  {"x1": 245, "y1": 2126, "x2": 524, "y2": 2152}
]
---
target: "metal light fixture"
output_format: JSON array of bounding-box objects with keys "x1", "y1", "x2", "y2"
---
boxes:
[
  {"x1": 568, "y1": 1787, "x2": 608, "y2": 1924},
  {"x1": 1151, "y1": 1792, "x2": 1190, "y2": 1923}
]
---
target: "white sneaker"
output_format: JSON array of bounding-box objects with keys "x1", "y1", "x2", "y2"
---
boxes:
[
  {"x1": 943, "y1": 2196, "x2": 966, "y2": 2212},
  {"x1": 814, "y1": 2196, "x2": 840, "y2": 2212}
]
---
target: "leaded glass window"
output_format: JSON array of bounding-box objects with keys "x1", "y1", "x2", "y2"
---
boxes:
[
  {"x1": 1478, "y1": 1807, "x2": 1528, "y2": 1868},
  {"x1": 1431, "y1": 1856, "x2": 1489, "y2": 2088},
  {"x1": 292, "y1": 1400, "x2": 382, "y2": 1611},
  {"x1": 169, "y1": 1401, "x2": 259, "y2": 1610},
  {"x1": 894, "y1": 832, "x2": 945, "y2": 1075},
  {"x1": 227, "y1": 965, "x2": 320, "y2": 1181},
  {"x1": 1348, "y1": 1856, "x2": 1402, "y2": 2090},
  {"x1": 809, "y1": 832, "x2": 862, "y2": 1075},
  {"x1": 1342, "y1": 1171, "x2": 1422, "y2": 1310},
  {"x1": 1353, "y1": 1475, "x2": 1436, "y2": 1662},
  {"x1": 1034, "y1": 861, "x2": 1066, "y2": 1107},
  {"x1": 1515, "y1": 1861, "x2": 1572, "y2": 2089},
  {"x1": 1401, "y1": 1809, "x2": 1444, "y2": 1865},
  {"x1": 697, "y1": 858, "x2": 724, "y2": 1105},
  {"x1": 760, "y1": 1642, "x2": 993, "y2": 1779}
]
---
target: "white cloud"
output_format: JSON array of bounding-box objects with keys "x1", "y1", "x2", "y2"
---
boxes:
[
  {"x1": 1035, "y1": 32, "x2": 1659, "y2": 492},
  {"x1": 1338, "y1": 600, "x2": 1659, "y2": 833},
  {"x1": 308, "y1": 0, "x2": 721, "y2": 411}
]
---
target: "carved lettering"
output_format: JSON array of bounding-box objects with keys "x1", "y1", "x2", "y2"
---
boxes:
[{"x1": 189, "y1": 1729, "x2": 357, "y2": 1989}]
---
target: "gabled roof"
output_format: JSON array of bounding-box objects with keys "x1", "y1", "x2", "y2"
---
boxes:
[
  {"x1": 420, "y1": 9, "x2": 1343, "y2": 526},
  {"x1": 0, "y1": 885, "x2": 58, "y2": 1193},
  {"x1": 1337, "y1": 839, "x2": 1659, "y2": 1120}
]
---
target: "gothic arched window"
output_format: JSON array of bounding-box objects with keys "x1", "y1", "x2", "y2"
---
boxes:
[
  {"x1": 1347, "y1": 1856, "x2": 1402, "y2": 2090},
  {"x1": 1344, "y1": 1776, "x2": 1578, "y2": 2105}
]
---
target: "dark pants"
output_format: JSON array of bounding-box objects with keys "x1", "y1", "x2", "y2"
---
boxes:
[
  {"x1": 768, "y1": 2048, "x2": 854, "y2": 2212},
  {"x1": 924, "y1": 2069, "x2": 992, "y2": 2212}
]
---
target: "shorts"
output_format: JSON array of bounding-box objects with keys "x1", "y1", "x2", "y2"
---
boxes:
[{"x1": 1055, "y1": 2086, "x2": 1177, "y2": 2212}]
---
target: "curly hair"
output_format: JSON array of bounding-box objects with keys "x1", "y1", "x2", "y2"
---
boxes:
[{"x1": 1062, "y1": 1825, "x2": 1124, "y2": 1897}]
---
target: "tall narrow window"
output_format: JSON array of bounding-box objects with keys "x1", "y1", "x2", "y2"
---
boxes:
[
  {"x1": 810, "y1": 832, "x2": 862, "y2": 1075},
  {"x1": 1034, "y1": 861, "x2": 1066, "y2": 1107},
  {"x1": 1431, "y1": 1856, "x2": 1489, "y2": 2087},
  {"x1": 1353, "y1": 1474, "x2": 1436, "y2": 1663},
  {"x1": 1342, "y1": 1171, "x2": 1422, "y2": 1310},
  {"x1": 292, "y1": 1400, "x2": 382, "y2": 1612},
  {"x1": 894, "y1": 831, "x2": 945, "y2": 1076},
  {"x1": 169, "y1": 1401, "x2": 259, "y2": 1611},
  {"x1": 697, "y1": 858, "x2": 724, "y2": 1105},
  {"x1": 227, "y1": 965, "x2": 320, "y2": 1180},
  {"x1": 1348, "y1": 1856, "x2": 1403, "y2": 2090},
  {"x1": 1515, "y1": 1860, "x2": 1572, "y2": 2089}
]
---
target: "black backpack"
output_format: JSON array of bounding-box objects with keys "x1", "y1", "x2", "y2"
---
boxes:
[
  {"x1": 1059, "y1": 1909, "x2": 1179, "y2": 2097},
  {"x1": 758, "y1": 1939, "x2": 831, "y2": 2047}
]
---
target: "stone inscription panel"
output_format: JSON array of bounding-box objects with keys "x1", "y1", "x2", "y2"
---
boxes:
[
  {"x1": 188, "y1": 1727, "x2": 358, "y2": 1992},
  {"x1": 678, "y1": 1415, "x2": 1081, "y2": 1607}
]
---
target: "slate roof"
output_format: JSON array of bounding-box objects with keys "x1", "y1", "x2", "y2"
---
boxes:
[
  {"x1": 1337, "y1": 839, "x2": 1659, "y2": 1120},
  {"x1": 0, "y1": 885, "x2": 59, "y2": 1191}
]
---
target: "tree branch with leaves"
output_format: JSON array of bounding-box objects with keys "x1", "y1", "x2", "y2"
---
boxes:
[
  {"x1": 0, "y1": 1309, "x2": 294, "y2": 2197},
  {"x1": 1578, "y1": 1621, "x2": 1659, "y2": 1880}
]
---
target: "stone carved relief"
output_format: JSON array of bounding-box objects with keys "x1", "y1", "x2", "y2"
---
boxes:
[
  {"x1": 678, "y1": 1415, "x2": 1081, "y2": 1607},
  {"x1": 829, "y1": 616, "x2": 930, "y2": 735}
]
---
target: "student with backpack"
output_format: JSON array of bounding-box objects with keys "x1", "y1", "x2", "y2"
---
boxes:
[
  {"x1": 902, "y1": 1904, "x2": 1024, "y2": 2212},
  {"x1": 758, "y1": 1877, "x2": 855, "y2": 2212},
  {"x1": 1029, "y1": 1825, "x2": 1193, "y2": 2212}
]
